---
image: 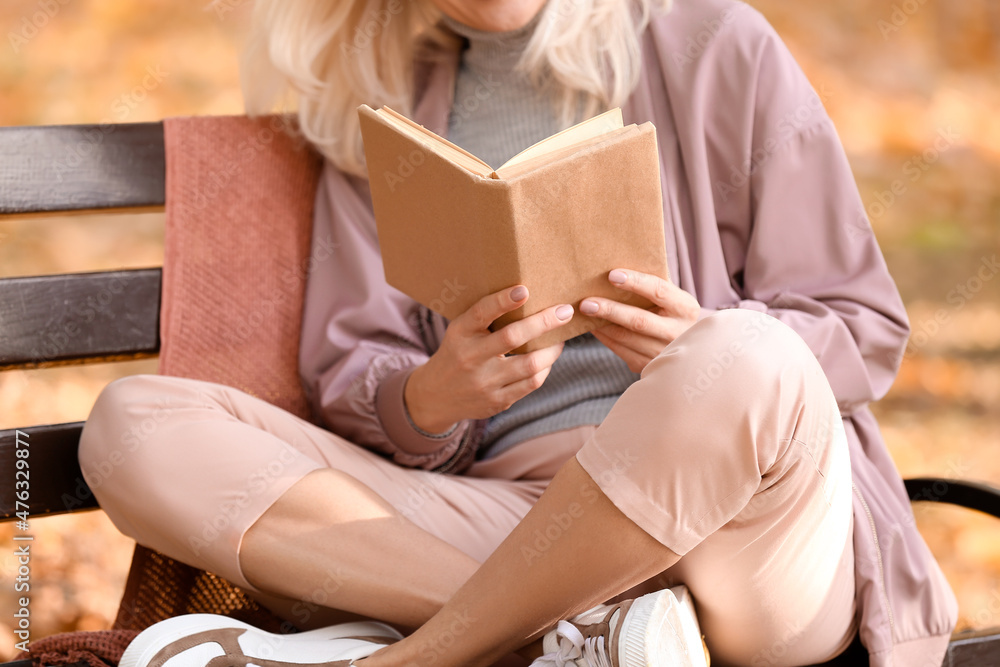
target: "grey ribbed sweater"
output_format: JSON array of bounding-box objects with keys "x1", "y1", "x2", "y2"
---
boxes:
[{"x1": 440, "y1": 12, "x2": 642, "y2": 460}]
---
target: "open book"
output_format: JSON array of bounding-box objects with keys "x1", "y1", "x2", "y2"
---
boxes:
[{"x1": 358, "y1": 104, "x2": 668, "y2": 353}]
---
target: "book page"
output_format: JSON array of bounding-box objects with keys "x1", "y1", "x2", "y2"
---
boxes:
[
  {"x1": 376, "y1": 106, "x2": 495, "y2": 177},
  {"x1": 494, "y1": 125, "x2": 635, "y2": 181},
  {"x1": 364, "y1": 105, "x2": 625, "y2": 179},
  {"x1": 497, "y1": 108, "x2": 624, "y2": 171}
]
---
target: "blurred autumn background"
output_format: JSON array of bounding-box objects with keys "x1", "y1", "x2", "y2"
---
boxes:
[{"x1": 1, "y1": 0, "x2": 999, "y2": 658}]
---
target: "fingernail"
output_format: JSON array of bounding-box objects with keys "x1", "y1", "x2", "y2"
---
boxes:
[
  {"x1": 609, "y1": 270, "x2": 627, "y2": 285},
  {"x1": 555, "y1": 304, "x2": 574, "y2": 321},
  {"x1": 510, "y1": 286, "x2": 528, "y2": 301},
  {"x1": 580, "y1": 299, "x2": 599, "y2": 315}
]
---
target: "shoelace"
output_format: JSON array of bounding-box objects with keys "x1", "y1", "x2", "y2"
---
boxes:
[{"x1": 533, "y1": 620, "x2": 613, "y2": 667}]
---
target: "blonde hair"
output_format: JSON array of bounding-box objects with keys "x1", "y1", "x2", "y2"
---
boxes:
[{"x1": 241, "y1": 0, "x2": 672, "y2": 178}]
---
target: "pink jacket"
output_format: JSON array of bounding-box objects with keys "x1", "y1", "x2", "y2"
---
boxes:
[{"x1": 298, "y1": 0, "x2": 958, "y2": 662}]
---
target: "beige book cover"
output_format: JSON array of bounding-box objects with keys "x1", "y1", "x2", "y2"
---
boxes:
[{"x1": 358, "y1": 103, "x2": 668, "y2": 353}]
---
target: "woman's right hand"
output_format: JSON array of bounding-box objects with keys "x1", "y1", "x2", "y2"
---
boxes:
[{"x1": 404, "y1": 285, "x2": 574, "y2": 434}]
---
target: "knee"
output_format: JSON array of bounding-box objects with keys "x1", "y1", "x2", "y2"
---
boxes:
[
  {"x1": 78, "y1": 374, "x2": 183, "y2": 489},
  {"x1": 82, "y1": 373, "x2": 167, "y2": 441},
  {"x1": 627, "y1": 309, "x2": 836, "y2": 468},
  {"x1": 649, "y1": 309, "x2": 822, "y2": 403},
  {"x1": 685, "y1": 309, "x2": 813, "y2": 367}
]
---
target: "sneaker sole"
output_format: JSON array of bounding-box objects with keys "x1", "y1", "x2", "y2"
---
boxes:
[
  {"x1": 119, "y1": 614, "x2": 403, "y2": 667},
  {"x1": 619, "y1": 586, "x2": 709, "y2": 667}
]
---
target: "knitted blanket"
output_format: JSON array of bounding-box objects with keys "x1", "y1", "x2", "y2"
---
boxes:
[{"x1": 29, "y1": 113, "x2": 322, "y2": 666}]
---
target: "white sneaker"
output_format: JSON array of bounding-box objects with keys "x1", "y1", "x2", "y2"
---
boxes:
[
  {"x1": 119, "y1": 614, "x2": 403, "y2": 667},
  {"x1": 531, "y1": 586, "x2": 709, "y2": 667}
]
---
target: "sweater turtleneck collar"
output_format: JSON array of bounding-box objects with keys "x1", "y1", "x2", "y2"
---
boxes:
[
  {"x1": 439, "y1": 6, "x2": 547, "y2": 76},
  {"x1": 436, "y1": 3, "x2": 562, "y2": 169}
]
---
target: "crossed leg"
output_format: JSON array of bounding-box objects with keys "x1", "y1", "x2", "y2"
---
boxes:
[
  {"x1": 238, "y1": 311, "x2": 858, "y2": 666},
  {"x1": 352, "y1": 310, "x2": 858, "y2": 666},
  {"x1": 80, "y1": 310, "x2": 857, "y2": 667}
]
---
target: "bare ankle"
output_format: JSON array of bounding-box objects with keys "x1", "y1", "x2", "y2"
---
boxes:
[{"x1": 515, "y1": 637, "x2": 545, "y2": 662}]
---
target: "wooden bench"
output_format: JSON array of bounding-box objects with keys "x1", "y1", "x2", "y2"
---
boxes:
[{"x1": 2, "y1": 120, "x2": 1000, "y2": 666}]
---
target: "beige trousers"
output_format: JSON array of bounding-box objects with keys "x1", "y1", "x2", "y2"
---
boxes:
[{"x1": 79, "y1": 309, "x2": 857, "y2": 666}]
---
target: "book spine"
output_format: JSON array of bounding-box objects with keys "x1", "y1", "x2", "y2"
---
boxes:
[
  {"x1": 470, "y1": 178, "x2": 522, "y2": 328},
  {"x1": 498, "y1": 124, "x2": 668, "y2": 354}
]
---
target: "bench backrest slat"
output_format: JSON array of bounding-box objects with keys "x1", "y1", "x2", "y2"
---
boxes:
[
  {"x1": 0, "y1": 122, "x2": 165, "y2": 215},
  {"x1": 0, "y1": 123, "x2": 166, "y2": 521},
  {"x1": 0, "y1": 269, "x2": 161, "y2": 370},
  {"x1": 0, "y1": 422, "x2": 96, "y2": 520}
]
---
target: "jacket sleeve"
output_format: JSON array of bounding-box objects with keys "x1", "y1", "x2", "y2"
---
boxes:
[
  {"x1": 715, "y1": 27, "x2": 910, "y2": 416},
  {"x1": 297, "y1": 164, "x2": 479, "y2": 471}
]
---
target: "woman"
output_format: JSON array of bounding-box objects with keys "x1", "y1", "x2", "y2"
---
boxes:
[{"x1": 80, "y1": 0, "x2": 957, "y2": 665}]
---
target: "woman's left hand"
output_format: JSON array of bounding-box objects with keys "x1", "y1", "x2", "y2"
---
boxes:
[{"x1": 581, "y1": 268, "x2": 702, "y2": 373}]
